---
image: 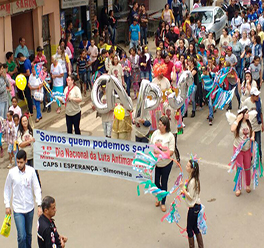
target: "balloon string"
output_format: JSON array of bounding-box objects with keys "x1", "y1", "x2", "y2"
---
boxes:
[{"x1": 22, "y1": 90, "x2": 34, "y2": 128}]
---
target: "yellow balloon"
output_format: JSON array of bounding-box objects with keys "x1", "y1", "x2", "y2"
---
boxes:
[
  {"x1": 15, "y1": 74, "x2": 27, "y2": 91},
  {"x1": 114, "y1": 105, "x2": 125, "y2": 120}
]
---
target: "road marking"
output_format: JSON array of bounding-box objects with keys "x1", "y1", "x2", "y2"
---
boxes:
[
  {"x1": 180, "y1": 155, "x2": 229, "y2": 170},
  {"x1": 179, "y1": 121, "x2": 203, "y2": 140},
  {"x1": 218, "y1": 133, "x2": 233, "y2": 147},
  {"x1": 200, "y1": 119, "x2": 224, "y2": 145}
]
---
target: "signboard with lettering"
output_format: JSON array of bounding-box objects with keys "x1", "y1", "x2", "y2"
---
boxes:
[
  {"x1": 61, "y1": 0, "x2": 88, "y2": 9},
  {"x1": 0, "y1": 0, "x2": 44, "y2": 16},
  {"x1": 34, "y1": 129, "x2": 152, "y2": 182}
]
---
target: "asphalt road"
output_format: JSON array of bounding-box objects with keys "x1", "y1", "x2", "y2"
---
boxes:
[{"x1": 1, "y1": 90, "x2": 264, "y2": 248}]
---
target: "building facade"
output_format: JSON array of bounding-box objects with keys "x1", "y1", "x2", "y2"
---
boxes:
[{"x1": 0, "y1": 0, "x2": 60, "y2": 65}]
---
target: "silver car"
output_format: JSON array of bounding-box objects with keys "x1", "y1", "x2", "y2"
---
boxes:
[{"x1": 191, "y1": 6, "x2": 228, "y2": 40}]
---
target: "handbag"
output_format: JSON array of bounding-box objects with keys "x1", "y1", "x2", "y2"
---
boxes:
[
  {"x1": 34, "y1": 84, "x2": 44, "y2": 102},
  {"x1": 34, "y1": 91, "x2": 44, "y2": 101},
  {"x1": 0, "y1": 215, "x2": 11, "y2": 237}
]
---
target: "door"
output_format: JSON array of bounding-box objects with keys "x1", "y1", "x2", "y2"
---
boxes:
[{"x1": 42, "y1": 15, "x2": 51, "y2": 69}]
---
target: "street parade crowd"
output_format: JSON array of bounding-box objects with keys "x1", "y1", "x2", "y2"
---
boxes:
[{"x1": 1, "y1": 0, "x2": 264, "y2": 247}]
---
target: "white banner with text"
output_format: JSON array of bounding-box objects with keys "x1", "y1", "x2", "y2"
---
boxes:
[{"x1": 34, "y1": 129, "x2": 152, "y2": 182}]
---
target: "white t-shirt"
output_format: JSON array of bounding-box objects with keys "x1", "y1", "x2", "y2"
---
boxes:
[
  {"x1": 51, "y1": 63, "x2": 64, "y2": 87},
  {"x1": 151, "y1": 129, "x2": 175, "y2": 167},
  {"x1": 28, "y1": 74, "x2": 43, "y2": 96},
  {"x1": 240, "y1": 23, "x2": 251, "y2": 34},
  {"x1": 239, "y1": 38, "x2": 251, "y2": 50}
]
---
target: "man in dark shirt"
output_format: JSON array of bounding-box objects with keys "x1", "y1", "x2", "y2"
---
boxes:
[
  {"x1": 17, "y1": 52, "x2": 33, "y2": 115},
  {"x1": 38, "y1": 196, "x2": 67, "y2": 248},
  {"x1": 166, "y1": 23, "x2": 178, "y2": 43},
  {"x1": 226, "y1": 0, "x2": 240, "y2": 24}
]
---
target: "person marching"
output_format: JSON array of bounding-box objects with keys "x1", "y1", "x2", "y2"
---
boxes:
[
  {"x1": 230, "y1": 106, "x2": 254, "y2": 196},
  {"x1": 151, "y1": 116, "x2": 175, "y2": 212},
  {"x1": 38, "y1": 196, "x2": 68, "y2": 248},
  {"x1": 179, "y1": 158, "x2": 204, "y2": 248}
]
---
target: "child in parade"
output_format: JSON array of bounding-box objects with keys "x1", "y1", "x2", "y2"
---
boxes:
[
  {"x1": 28, "y1": 65, "x2": 43, "y2": 123},
  {"x1": 153, "y1": 50, "x2": 164, "y2": 66},
  {"x1": 2, "y1": 110, "x2": 16, "y2": 169},
  {"x1": 9, "y1": 96, "x2": 22, "y2": 119},
  {"x1": 179, "y1": 158, "x2": 204, "y2": 248},
  {"x1": 249, "y1": 56, "x2": 262, "y2": 89},
  {"x1": 129, "y1": 47, "x2": 140, "y2": 99},
  {"x1": 230, "y1": 106, "x2": 254, "y2": 196},
  {"x1": 139, "y1": 46, "x2": 151, "y2": 80},
  {"x1": 201, "y1": 66, "x2": 215, "y2": 125},
  {"x1": 120, "y1": 51, "x2": 132, "y2": 96},
  {"x1": 77, "y1": 49, "x2": 89, "y2": 96}
]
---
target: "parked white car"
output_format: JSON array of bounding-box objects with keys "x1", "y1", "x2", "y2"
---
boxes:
[{"x1": 191, "y1": 6, "x2": 228, "y2": 40}]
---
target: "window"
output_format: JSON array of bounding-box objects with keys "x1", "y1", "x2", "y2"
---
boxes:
[{"x1": 192, "y1": 11, "x2": 213, "y2": 24}]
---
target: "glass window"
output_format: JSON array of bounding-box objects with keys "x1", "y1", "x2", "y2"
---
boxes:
[{"x1": 191, "y1": 11, "x2": 213, "y2": 24}]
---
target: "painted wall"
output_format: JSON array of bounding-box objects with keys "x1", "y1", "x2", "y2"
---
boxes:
[{"x1": 0, "y1": 0, "x2": 60, "y2": 62}]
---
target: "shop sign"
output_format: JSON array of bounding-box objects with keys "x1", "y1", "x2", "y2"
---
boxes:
[
  {"x1": 0, "y1": 0, "x2": 44, "y2": 17},
  {"x1": 61, "y1": 0, "x2": 88, "y2": 9}
]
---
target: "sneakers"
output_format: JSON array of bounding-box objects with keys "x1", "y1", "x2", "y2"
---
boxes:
[
  {"x1": 191, "y1": 111, "x2": 195, "y2": 118},
  {"x1": 47, "y1": 108, "x2": 51, "y2": 113},
  {"x1": 209, "y1": 118, "x2": 213, "y2": 126},
  {"x1": 42, "y1": 107, "x2": 47, "y2": 112},
  {"x1": 7, "y1": 163, "x2": 13, "y2": 169}
]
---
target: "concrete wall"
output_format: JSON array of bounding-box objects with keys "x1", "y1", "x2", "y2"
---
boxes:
[{"x1": 149, "y1": 0, "x2": 166, "y2": 11}]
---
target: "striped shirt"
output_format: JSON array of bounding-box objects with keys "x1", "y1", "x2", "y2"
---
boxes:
[{"x1": 202, "y1": 72, "x2": 215, "y2": 92}]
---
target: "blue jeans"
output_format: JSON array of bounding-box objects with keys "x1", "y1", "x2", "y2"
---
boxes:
[
  {"x1": 14, "y1": 209, "x2": 34, "y2": 248},
  {"x1": 174, "y1": 14, "x2": 181, "y2": 26},
  {"x1": 108, "y1": 26, "x2": 116, "y2": 44},
  {"x1": 192, "y1": 85, "x2": 197, "y2": 112},
  {"x1": 140, "y1": 71, "x2": 149, "y2": 80},
  {"x1": 255, "y1": 131, "x2": 262, "y2": 160},
  {"x1": 204, "y1": 90, "x2": 213, "y2": 119},
  {"x1": 79, "y1": 71, "x2": 88, "y2": 88},
  {"x1": 125, "y1": 75, "x2": 131, "y2": 96},
  {"x1": 140, "y1": 27, "x2": 148, "y2": 45},
  {"x1": 228, "y1": 84, "x2": 240, "y2": 109},
  {"x1": 63, "y1": 72, "x2": 68, "y2": 89},
  {"x1": 0, "y1": 101, "x2": 8, "y2": 118},
  {"x1": 130, "y1": 40, "x2": 139, "y2": 49},
  {"x1": 32, "y1": 98, "x2": 42, "y2": 119},
  {"x1": 154, "y1": 161, "x2": 173, "y2": 204}
]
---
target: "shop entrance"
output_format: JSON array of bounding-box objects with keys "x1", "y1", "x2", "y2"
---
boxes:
[{"x1": 11, "y1": 10, "x2": 34, "y2": 55}]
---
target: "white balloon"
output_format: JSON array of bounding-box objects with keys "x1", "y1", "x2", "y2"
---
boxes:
[
  {"x1": 91, "y1": 74, "x2": 133, "y2": 114},
  {"x1": 134, "y1": 79, "x2": 162, "y2": 120},
  {"x1": 168, "y1": 70, "x2": 193, "y2": 110}
]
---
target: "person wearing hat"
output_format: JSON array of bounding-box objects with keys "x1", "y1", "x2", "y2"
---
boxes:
[
  {"x1": 129, "y1": 18, "x2": 141, "y2": 49},
  {"x1": 33, "y1": 46, "x2": 47, "y2": 66},
  {"x1": 230, "y1": 106, "x2": 255, "y2": 196},
  {"x1": 243, "y1": 87, "x2": 263, "y2": 161}
]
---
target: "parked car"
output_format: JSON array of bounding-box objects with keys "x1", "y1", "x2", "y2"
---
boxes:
[{"x1": 191, "y1": 6, "x2": 228, "y2": 40}]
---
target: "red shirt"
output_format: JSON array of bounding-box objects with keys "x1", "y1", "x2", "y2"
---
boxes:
[
  {"x1": 34, "y1": 55, "x2": 47, "y2": 66},
  {"x1": 164, "y1": 61, "x2": 173, "y2": 81}
]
